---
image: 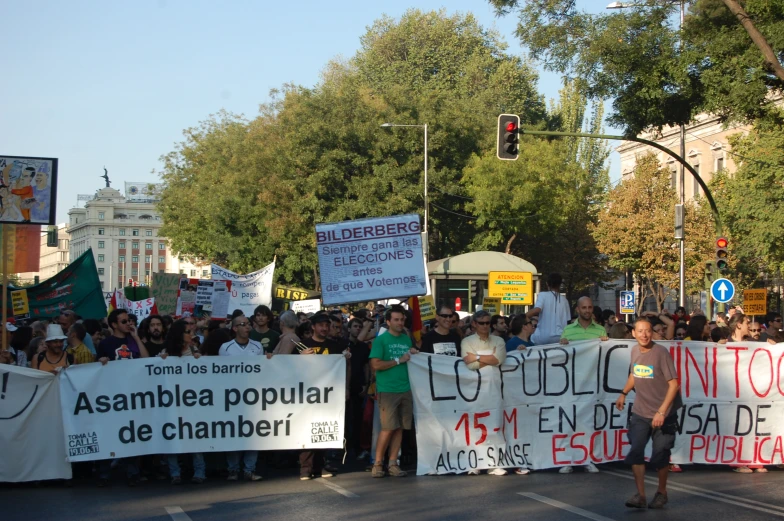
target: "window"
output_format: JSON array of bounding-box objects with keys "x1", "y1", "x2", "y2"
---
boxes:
[
  {"x1": 98, "y1": 228, "x2": 105, "y2": 235},
  {"x1": 145, "y1": 255, "x2": 152, "y2": 263},
  {"x1": 132, "y1": 242, "x2": 139, "y2": 250},
  {"x1": 132, "y1": 268, "x2": 138, "y2": 276},
  {"x1": 145, "y1": 229, "x2": 152, "y2": 236},
  {"x1": 100, "y1": 281, "x2": 105, "y2": 289},
  {"x1": 98, "y1": 268, "x2": 105, "y2": 275},
  {"x1": 132, "y1": 229, "x2": 139, "y2": 236},
  {"x1": 119, "y1": 255, "x2": 125, "y2": 263},
  {"x1": 693, "y1": 163, "x2": 701, "y2": 197},
  {"x1": 202, "y1": 270, "x2": 209, "y2": 277},
  {"x1": 145, "y1": 242, "x2": 152, "y2": 250},
  {"x1": 158, "y1": 243, "x2": 166, "y2": 250},
  {"x1": 158, "y1": 256, "x2": 165, "y2": 264},
  {"x1": 97, "y1": 254, "x2": 104, "y2": 262},
  {"x1": 119, "y1": 229, "x2": 126, "y2": 236},
  {"x1": 119, "y1": 241, "x2": 126, "y2": 249},
  {"x1": 98, "y1": 241, "x2": 105, "y2": 249},
  {"x1": 118, "y1": 268, "x2": 123, "y2": 275},
  {"x1": 98, "y1": 212, "x2": 104, "y2": 220},
  {"x1": 716, "y1": 156, "x2": 724, "y2": 171},
  {"x1": 145, "y1": 269, "x2": 150, "y2": 276},
  {"x1": 190, "y1": 269, "x2": 196, "y2": 277},
  {"x1": 132, "y1": 256, "x2": 139, "y2": 263}
]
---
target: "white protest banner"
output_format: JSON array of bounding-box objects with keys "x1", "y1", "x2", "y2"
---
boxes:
[
  {"x1": 316, "y1": 214, "x2": 427, "y2": 306},
  {"x1": 195, "y1": 280, "x2": 214, "y2": 312},
  {"x1": 409, "y1": 340, "x2": 784, "y2": 475},
  {"x1": 291, "y1": 298, "x2": 322, "y2": 315},
  {"x1": 211, "y1": 262, "x2": 275, "y2": 317},
  {"x1": 125, "y1": 297, "x2": 157, "y2": 320},
  {"x1": 0, "y1": 365, "x2": 71, "y2": 482},
  {"x1": 59, "y1": 355, "x2": 345, "y2": 461}
]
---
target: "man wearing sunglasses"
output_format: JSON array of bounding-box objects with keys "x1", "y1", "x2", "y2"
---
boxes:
[
  {"x1": 760, "y1": 312, "x2": 782, "y2": 342},
  {"x1": 420, "y1": 305, "x2": 462, "y2": 357},
  {"x1": 97, "y1": 309, "x2": 150, "y2": 364}
]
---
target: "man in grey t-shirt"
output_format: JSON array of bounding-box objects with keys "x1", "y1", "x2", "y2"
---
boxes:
[{"x1": 615, "y1": 318, "x2": 681, "y2": 510}]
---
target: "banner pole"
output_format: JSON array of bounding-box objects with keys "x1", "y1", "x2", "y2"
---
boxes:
[{"x1": 1, "y1": 223, "x2": 8, "y2": 350}]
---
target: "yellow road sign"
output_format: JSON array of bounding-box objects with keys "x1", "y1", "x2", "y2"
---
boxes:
[
  {"x1": 743, "y1": 289, "x2": 767, "y2": 316},
  {"x1": 487, "y1": 271, "x2": 533, "y2": 305}
]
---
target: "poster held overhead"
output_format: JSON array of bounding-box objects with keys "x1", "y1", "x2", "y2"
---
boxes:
[
  {"x1": 0, "y1": 156, "x2": 58, "y2": 225},
  {"x1": 316, "y1": 214, "x2": 427, "y2": 305}
]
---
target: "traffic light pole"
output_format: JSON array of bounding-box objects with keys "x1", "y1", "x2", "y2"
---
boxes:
[{"x1": 519, "y1": 129, "x2": 723, "y2": 236}]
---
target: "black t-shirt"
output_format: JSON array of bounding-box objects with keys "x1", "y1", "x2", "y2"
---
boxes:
[
  {"x1": 97, "y1": 335, "x2": 141, "y2": 361},
  {"x1": 145, "y1": 339, "x2": 166, "y2": 357},
  {"x1": 298, "y1": 336, "x2": 344, "y2": 355},
  {"x1": 347, "y1": 339, "x2": 370, "y2": 394},
  {"x1": 420, "y1": 329, "x2": 462, "y2": 357}
]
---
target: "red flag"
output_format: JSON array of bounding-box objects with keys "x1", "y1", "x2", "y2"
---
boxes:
[{"x1": 409, "y1": 296, "x2": 423, "y2": 343}]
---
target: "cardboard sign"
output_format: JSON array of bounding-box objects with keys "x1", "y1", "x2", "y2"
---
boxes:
[
  {"x1": 482, "y1": 297, "x2": 502, "y2": 315},
  {"x1": 418, "y1": 295, "x2": 437, "y2": 321},
  {"x1": 743, "y1": 289, "x2": 767, "y2": 316},
  {"x1": 11, "y1": 289, "x2": 30, "y2": 318}
]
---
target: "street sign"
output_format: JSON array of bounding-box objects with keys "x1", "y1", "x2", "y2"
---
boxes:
[
  {"x1": 620, "y1": 291, "x2": 635, "y2": 314},
  {"x1": 710, "y1": 278, "x2": 735, "y2": 304},
  {"x1": 487, "y1": 271, "x2": 533, "y2": 305},
  {"x1": 743, "y1": 289, "x2": 767, "y2": 316}
]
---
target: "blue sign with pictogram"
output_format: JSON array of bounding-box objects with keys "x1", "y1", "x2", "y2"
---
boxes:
[
  {"x1": 710, "y1": 278, "x2": 735, "y2": 304},
  {"x1": 620, "y1": 291, "x2": 635, "y2": 314}
]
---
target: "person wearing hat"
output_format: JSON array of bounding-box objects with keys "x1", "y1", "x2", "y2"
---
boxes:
[{"x1": 31, "y1": 324, "x2": 75, "y2": 374}]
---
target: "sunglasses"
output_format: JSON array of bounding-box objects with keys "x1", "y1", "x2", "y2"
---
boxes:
[
  {"x1": 749, "y1": 329, "x2": 761, "y2": 333},
  {"x1": 772, "y1": 319, "x2": 783, "y2": 323},
  {"x1": 438, "y1": 314, "x2": 452, "y2": 318},
  {"x1": 475, "y1": 321, "x2": 491, "y2": 326},
  {"x1": 234, "y1": 322, "x2": 249, "y2": 327}
]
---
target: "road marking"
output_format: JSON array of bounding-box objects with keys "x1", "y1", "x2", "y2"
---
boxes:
[
  {"x1": 603, "y1": 470, "x2": 784, "y2": 517},
  {"x1": 518, "y1": 492, "x2": 616, "y2": 521},
  {"x1": 165, "y1": 506, "x2": 193, "y2": 521},
  {"x1": 318, "y1": 479, "x2": 359, "y2": 498}
]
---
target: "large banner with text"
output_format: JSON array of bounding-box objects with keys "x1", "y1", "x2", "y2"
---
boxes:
[
  {"x1": 409, "y1": 340, "x2": 784, "y2": 475},
  {"x1": 59, "y1": 355, "x2": 345, "y2": 462},
  {"x1": 211, "y1": 262, "x2": 275, "y2": 317}
]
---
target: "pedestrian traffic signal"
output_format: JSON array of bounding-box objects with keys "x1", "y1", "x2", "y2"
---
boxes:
[
  {"x1": 497, "y1": 114, "x2": 520, "y2": 161},
  {"x1": 715, "y1": 237, "x2": 729, "y2": 272}
]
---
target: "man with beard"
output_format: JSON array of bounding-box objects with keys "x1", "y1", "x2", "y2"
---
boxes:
[{"x1": 143, "y1": 315, "x2": 167, "y2": 356}]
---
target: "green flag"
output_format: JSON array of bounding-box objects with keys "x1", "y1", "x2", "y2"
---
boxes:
[{"x1": 6, "y1": 248, "x2": 107, "y2": 319}]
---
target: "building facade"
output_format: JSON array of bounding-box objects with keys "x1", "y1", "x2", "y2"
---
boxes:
[
  {"x1": 15, "y1": 223, "x2": 71, "y2": 284},
  {"x1": 67, "y1": 186, "x2": 207, "y2": 290}
]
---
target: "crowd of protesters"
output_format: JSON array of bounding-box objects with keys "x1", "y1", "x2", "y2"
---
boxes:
[{"x1": 2, "y1": 273, "x2": 783, "y2": 508}]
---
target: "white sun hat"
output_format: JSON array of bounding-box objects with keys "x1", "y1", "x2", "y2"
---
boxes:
[{"x1": 45, "y1": 324, "x2": 68, "y2": 341}]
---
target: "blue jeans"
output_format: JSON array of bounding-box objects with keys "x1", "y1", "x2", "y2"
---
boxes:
[
  {"x1": 168, "y1": 453, "x2": 205, "y2": 479},
  {"x1": 226, "y1": 451, "x2": 258, "y2": 473}
]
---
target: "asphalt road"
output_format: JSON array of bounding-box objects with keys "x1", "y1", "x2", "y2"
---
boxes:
[{"x1": 4, "y1": 462, "x2": 784, "y2": 521}]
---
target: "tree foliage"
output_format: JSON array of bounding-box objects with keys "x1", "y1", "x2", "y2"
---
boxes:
[
  {"x1": 488, "y1": 0, "x2": 784, "y2": 135},
  {"x1": 592, "y1": 155, "x2": 715, "y2": 311},
  {"x1": 157, "y1": 10, "x2": 553, "y2": 288}
]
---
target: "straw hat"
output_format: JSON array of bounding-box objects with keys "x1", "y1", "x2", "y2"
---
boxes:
[{"x1": 45, "y1": 324, "x2": 68, "y2": 342}]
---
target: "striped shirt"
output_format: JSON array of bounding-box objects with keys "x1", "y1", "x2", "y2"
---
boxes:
[{"x1": 68, "y1": 343, "x2": 95, "y2": 364}]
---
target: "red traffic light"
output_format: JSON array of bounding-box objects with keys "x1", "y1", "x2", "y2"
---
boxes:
[
  {"x1": 716, "y1": 237, "x2": 728, "y2": 248},
  {"x1": 505, "y1": 121, "x2": 517, "y2": 132}
]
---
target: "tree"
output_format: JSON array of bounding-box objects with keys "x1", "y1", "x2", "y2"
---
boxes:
[
  {"x1": 157, "y1": 10, "x2": 549, "y2": 288},
  {"x1": 592, "y1": 154, "x2": 715, "y2": 311},
  {"x1": 488, "y1": 0, "x2": 784, "y2": 135}
]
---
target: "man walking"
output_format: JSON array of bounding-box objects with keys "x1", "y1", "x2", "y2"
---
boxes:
[
  {"x1": 370, "y1": 306, "x2": 419, "y2": 478},
  {"x1": 615, "y1": 318, "x2": 681, "y2": 509}
]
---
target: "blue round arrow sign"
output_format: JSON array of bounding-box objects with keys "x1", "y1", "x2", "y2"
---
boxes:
[{"x1": 710, "y1": 278, "x2": 735, "y2": 304}]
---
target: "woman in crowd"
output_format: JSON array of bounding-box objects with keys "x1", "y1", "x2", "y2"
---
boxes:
[
  {"x1": 25, "y1": 336, "x2": 47, "y2": 367},
  {"x1": 685, "y1": 315, "x2": 709, "y2": 342},
  {"x1": 160, "y1": 320, "x2": 206, "y2": 484},
  {"x1": 296, "y1": 321, "x2": 313, "y2": 341},
  {"x1": 608, "y1": 322, "x2": 632, "y2": 339},
  {"x1": 200, "y1": 327, "x2": 232, "y2": 357}
]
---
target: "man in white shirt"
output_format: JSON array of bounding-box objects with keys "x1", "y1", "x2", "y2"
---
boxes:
[
  {"x1": 527, "y1": 273, "x2": 571, "y2": 345},
  {"x1": 218, "y1": 316, "x2": 264, "y2": 481}
]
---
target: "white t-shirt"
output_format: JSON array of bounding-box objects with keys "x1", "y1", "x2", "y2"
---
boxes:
[
  {"x1": 218, "y1": 339, "x2": 264, "y2": 356},
  {"x1": 530, "y1": 291, "x2": 571, "y2": 345}
]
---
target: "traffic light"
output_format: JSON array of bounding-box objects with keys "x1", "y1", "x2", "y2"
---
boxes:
[
  {"x1": 497, "y1": 114, "x2": 520, "y2": 160},
  {"x1": 715, "y1": 237, "x2": 729, "y2": 272}
]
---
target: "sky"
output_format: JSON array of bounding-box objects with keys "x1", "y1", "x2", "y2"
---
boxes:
[{"x1": 2, "y1": 0, "x2": 621, "y2": 225}]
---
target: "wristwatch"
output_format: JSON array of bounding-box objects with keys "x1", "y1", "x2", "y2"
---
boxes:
[{"x1": 394, "y1": 357, "x2": 400, "y2": 365}]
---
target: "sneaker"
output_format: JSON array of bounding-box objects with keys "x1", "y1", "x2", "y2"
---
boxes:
[
  {"x1": 584, "y1": 462, "x2": 599, "y2": 473},
  {"x1": 371, "y1": 464, "x2": 385, "y2": 478},
  {"x1": 467, "y1": 469, "x2": 481, "y2": 475},
  {"x1": 191, "y1": 476, "x2": 205, "y2": 484},
  {"x1": 227, "y1": 471, "x2": 239, "y2": 481},
  {"x1": 488, "y1": 468, "x2": 508, "y2": 476},
  {"x1": 388, "y1": 465, "x2": 408, "y2": 477},
  {"x1": 625, "y1": 493, "x2": 647, "y2": 509},
  {"x1": 669, "y1": 464, "x2": 683, "y2": 473},
  {"x1": 754, "y1": 467, "x2": 769, "y2": 473},
  {"x1": 515, "y1": 468, "x2": 531, "y2": 475},
  {"x1": 558, "y1": 466, "x2": 574, "y2": 474},
  {"x1": 244, "y1": 472, "x2": 263, "y2": 481},
  {"x1": 171, "y1": 476, "x2": 182, "y2": 485},
  {"x1": 648, "y1": 492, "x2": 668, "y2": 509},
  {"x1": 300, "y1": 474, "x2": 312, "y2": 481},
  {"x1": 732, "y1": 466, "x2": 753, "y2": 473},
  {"x1": 318, "y1": 471, "x2": 334, "y2": 478},
  {"x1": 357, "y1": 450, "x2": 370, "y2": 460}
]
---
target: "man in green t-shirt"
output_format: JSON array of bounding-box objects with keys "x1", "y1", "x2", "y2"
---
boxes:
[
  {"x1": 369, "y1": 305, "x2": 418, "y2": 478},
  {"x1": 249, "y1": 305, "x2": 280, "y2": 353}
]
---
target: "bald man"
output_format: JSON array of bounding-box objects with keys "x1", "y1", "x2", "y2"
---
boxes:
[{"x1": 560, "y1": 297, "x2": 609, "y2": 345}]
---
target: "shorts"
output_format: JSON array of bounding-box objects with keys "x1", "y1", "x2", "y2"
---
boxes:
[
  {"x1": 378, "y1": 391, "x2": 413, "y2": 431},
  {"x1": 624, "y1": 412, "x2": 677, "y2": 470}
]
